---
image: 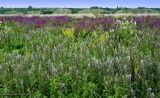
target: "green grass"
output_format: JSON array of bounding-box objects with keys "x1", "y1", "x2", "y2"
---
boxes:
[{"x1": 0, "y1": 17, "x2": 160, "y2": 98}]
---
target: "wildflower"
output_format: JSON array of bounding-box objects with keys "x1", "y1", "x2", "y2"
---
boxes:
[
  {"x1": 92, "y1": 43, "x2": 96, "y2": 48},
  {"x1": 150, "y1": 18, "x2": 160, "y2": 31},
  {"x1": 150, "y1": 92, "x2": 155, "y2": 98},
  {"x1": 110, "y1": 29, "x2": 115, "y2": 32},
  {"x1": 130, "y1": 88, "x2": 135, "y2": 97},
  {"x1": 115, "y1": 57, "x2": 119, "y2": 64},
  {"x1": 38, "y1": 64, "x2": 42, "y2": 71},
  {"x1": 50, "y1": 66, "x2": 57, "y2": 75},
  {"x1": 28, "y1": 70, "x2": 32, "y2": 75},
  {"x1": 99, "y1": 34, "x2": 106, "y2": 43},
  {"x1": 107, "y1": 58, "x2": 113, "y2": 65},
  {"x1": 114, "y1": 73, "x2": 118, "y2": 82},
  {"x1": 25, "y1": 51, "x2": 30, "y2": 60},
  {"x1": 123, "y1": 17, "x2": 127, "y2": 20},
  {"x1": 124, "y1": 65, "x2": 128, "y2": 73},
  {"x1": 126, "y1": 74, "x2": 131, "y2": 84},
  {"x1": 99, "y1": 32, "x2": 108, "y2": 44},
  {"x1": 95, "y1": 59, "x2": 99, "y2": 65},
  {"x1": 124, "y1": 95, "x2": 127, "y2": 98},
  {"x1": 62, "y1": 28, "x2": 75, "y2": 38},
  {"x1": 60, "y1": 62, "x2": 64, "y2": 70},
  {"x1": 86, "y1": 49, "x2": 90, "y2": 59},
  {"x1": 76, "y1": 21, "x2": 86, "y2": 32},
  {"x1": 20, "y1": 79, "x2": 24, "y2": 87},
  {"x1": 127, "y1": 55, "x2": 130, "y2": 62},
  {"x1": 36, "y1": 46, "x2": 40, "y2": 53},
  {"x1": 134, "y1": 17, "x2": 144, "y2": 31},
  {"x1": 147, "y1": 88, "x2": 152, "y2": 93},
  {"x1": 31, "y1": 64, "x2": 35, "y2": 70},
  {"x1": 140, "y1": 59, "x2": 146, "y2": 74},
  {"x1": 134, "y1": 21, "x2": 137, "y2": 25},
  {"x1": 16, "y1": 55, "x2": 21, "y2": 64},
  {"x1": 117, "y1": 19, "x2": 122, "y2": 24},
  {"x1": 59, "y1": 83, "x2": 65, "y2": 93},
  {"x1": 31, "y1": 53, "x2": 34, "y2": 61}
]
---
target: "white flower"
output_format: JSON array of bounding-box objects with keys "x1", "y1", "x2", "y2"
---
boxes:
[
  {"x1": 123, "y1": 17, "x2": 127, "y2": 20},
  {"x1": 51, "y1": 66, "x2": 57, "y2": 75},
  {"x1": 20, "y1": 79, "x2": 24, "y2": 87},
  {"x1": 150, "y1": 92, "x2": 154, "y2": 98},
  {"x1": 127, "y1": 56, "x2": 130, "y2": 62},
  {"x1": 124, "y1": 95, "x2": 127, "y2": 98},
  {"x1": 60, "y1": 62, "x2": 64, "y2": 69},
  {"x1": 95, "y1": 59, "x2": 99, "y2": 65},
  {"x1": 134, "y1": 21, "x2": 137, "y2": 25},
  {"x1": 147, "y1": 88, "x2": 152, "y2": 93},
  {"x1": 31, "y1": 53, "x2": 34, "y2": 61},
  {"x1": 116, "y1": 20, "x2": 121, "y2": 24},
  {"x1": 124, "y1": 65, "x2": 128, "y2": 73},
  {"x1": 126, "y1": 74, "x2": 131, "y2": 84},
  {"x1": 31, "y1": 64, "x2": 35, "y2": 70},
  {"x1": 111, "y1": 29, "x2": 115, "y2": 32},
  {"x1": 140, "y1": 60, "x2": 145, "y2": 72}
]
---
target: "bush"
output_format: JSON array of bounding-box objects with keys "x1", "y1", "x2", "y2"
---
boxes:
[
  {"x1": 41, "y1": 10, "x2": 53, "y2": 14},
  {"x1": 54, "y1": 9, "x2": 72, "y2": 14}
]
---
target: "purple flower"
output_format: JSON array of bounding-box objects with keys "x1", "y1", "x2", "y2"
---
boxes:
[
  {"x1": 134, "y1": 17, "x2": 144, "y2": 30},
  {"x1": 150, "y1": 17, "x2": 160, "y2": 31}
]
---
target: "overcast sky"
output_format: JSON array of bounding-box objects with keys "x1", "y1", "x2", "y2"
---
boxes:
[{"x1": 0, "y1": 0, "x2": 160, "y2": 8}]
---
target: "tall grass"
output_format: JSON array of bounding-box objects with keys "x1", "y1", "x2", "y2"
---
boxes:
[{"x1": 0, "y1": 16, "x2": 160, "y2": 97}]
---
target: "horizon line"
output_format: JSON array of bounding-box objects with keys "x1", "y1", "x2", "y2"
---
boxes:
[{"x1": 1, "y1": 6, "x2": 159, "y2": 9}]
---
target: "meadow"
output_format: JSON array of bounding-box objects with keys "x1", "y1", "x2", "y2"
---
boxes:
[{"x1": 0, "y1": 15, "x2": 160, "y2": 98}]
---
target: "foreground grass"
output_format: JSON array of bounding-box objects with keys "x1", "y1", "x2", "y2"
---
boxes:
[{"x1": 0, "y1": 16, "x2": 160, "y2": 98}]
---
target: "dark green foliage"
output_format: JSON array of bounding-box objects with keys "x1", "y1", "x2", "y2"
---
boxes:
[
  {"x1": 1, "y1": 7, "x2": 160, "y2": 14},
  {"x1": 41, "y1": 10, "x2": 53, "y2": 14}
]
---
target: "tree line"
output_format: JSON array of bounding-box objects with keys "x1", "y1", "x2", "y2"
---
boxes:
[{"x1": 1, "y1": 6, "x2": 160, "y2": 14}]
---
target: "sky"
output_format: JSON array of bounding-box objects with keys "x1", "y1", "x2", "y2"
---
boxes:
[{"x1": 0, "y1": 0, "x2": 160, "y2": 8}]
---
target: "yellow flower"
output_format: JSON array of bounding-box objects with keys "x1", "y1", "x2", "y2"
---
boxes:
[
  {"x1": 93, "y1": 31, "x2": 97, "y2": 38},
  {"x1": 99, "y1": 32, "x2": 109, "y2": 44},
  {"x1": 91, "y1": 31, "x2": 109, "y2": 48},
  {"x1": 99, "y1": 34, "x2": 106, "y2": 43},
  {"x1": 92, "y1": 43, "x2": 96, "y2": 48},
  {"x1": 63, "y1": 28, "x2": 75, "y2": 38},
  {"x1": 91, "y1": 31, "x2": 98, "y2": 48},
  {"x1": 25, "y1": 51, "x2": 30, "y2": 60},
  {"x1": 105, "y1": 32, "x2": 109, "y2": 39}
]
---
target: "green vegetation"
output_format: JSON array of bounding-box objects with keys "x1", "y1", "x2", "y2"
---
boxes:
[
  {"x1": 0, "y1": 16, "x2": 160, "y2": 97},
  {"x1": 1, "y1": 6, "x2": 160, "y2": 14}
]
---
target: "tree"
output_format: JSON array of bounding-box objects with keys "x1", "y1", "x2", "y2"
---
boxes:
[{"x1": 27, "y1": 6, "x2": 33, "y2": 11}]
